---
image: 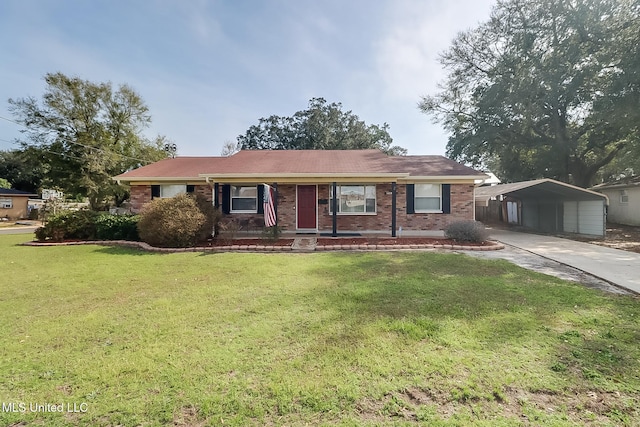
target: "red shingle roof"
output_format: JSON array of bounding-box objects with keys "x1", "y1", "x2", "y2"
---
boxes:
[
  {"x1": 114, "y1": 150, "x2": 484, "y2": 181},
  {"x1": 203, "y1": 150, "x2": 390, "y2": 174},
  {"x1": 114, "y1": 157, "x2": 227, "y2": 178}
]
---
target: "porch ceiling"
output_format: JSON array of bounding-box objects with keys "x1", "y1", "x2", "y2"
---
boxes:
[{"x1": 202, "y1": 173, "x2": 405, "y2": 184}]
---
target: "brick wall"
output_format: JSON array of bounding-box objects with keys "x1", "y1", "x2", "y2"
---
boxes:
[
  {"x1": 132, "y1": 182, "x2": 475, "y2": 233},
  {"x1": 315, "y1": 183, "x2": 475, "y2": 233},
  {"x1": 193, "y1": 185, "x2": 213, "y2": 203},
  {"x1": 129, "y1": 185, "x2": 151, "y2": 212},
  {"x1": 129, "y1": 184, "x2": 213, "y2": 212},
  {"x1": 395, "y1": 183, "x2": 475, "y2": 231}
]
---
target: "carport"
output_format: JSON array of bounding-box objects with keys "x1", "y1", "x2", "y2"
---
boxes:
[{"x1": 476, "y1": 179, "x2": 608, "y2": 237}]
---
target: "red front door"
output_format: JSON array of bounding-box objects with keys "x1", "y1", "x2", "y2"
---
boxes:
[{"x1": 297, "y1": 185, "x2": 317, "y2": 229}]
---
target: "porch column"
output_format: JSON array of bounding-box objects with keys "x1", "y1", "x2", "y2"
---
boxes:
[
  {"x1": 212, "y1": 182, "x2": 219, "y2": 237},
  {"x1": 332, "y1": 181, "x2": 338, "y2": 237},
  {"x1": 391, "y1": 182, "x2": 397, "y2": 237}
]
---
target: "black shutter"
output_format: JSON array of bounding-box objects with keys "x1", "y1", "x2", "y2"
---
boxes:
[
  {"x1": 442, "y1": 184, "x2": 451, "y2": 214},
  {"x1": 151, "y1": 185, "x2": 160, "y2": 199},
  {"x1": 221, "y1": 185, "x2": 231, "y2": 214},
  {"x1": 406, "y1": 184, "x2": 415, "y2": 214},
  {"x1": 186, "y1": 185, "x2": 195, "y2": 193},
  {"x1": 257, "y1": 184, "x2": 264, "y2": 214}
]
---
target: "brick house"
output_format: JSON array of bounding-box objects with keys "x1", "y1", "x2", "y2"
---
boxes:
[{"x1": 114, "y1": 150, "x2": 486, "y2": 236}]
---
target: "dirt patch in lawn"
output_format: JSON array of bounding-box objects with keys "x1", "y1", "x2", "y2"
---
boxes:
[
  {"x1": 571, "y1": 223, "x2": 640, "y2": 254},
  {"x1": 355, "y1": 387, "x2": 638, "y2": 424}
]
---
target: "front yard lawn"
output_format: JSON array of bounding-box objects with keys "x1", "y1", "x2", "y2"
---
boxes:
[{"x1": 1, "y1": 234, "x2": 638, "y2": 426}]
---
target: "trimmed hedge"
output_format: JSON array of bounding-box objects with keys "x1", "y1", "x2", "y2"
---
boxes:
[
  {"x1": 34, "y1": 211, "x2": 140, "y2": 242},
  {"x1": 96, "y1": 214, "x2": 140, "y2": 241},
  {"x1": 34, "y1": 210, "x2": 101, "y2": 242}
]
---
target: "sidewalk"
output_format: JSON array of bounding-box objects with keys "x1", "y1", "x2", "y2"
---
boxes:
[{"x1": 490, "y1": 229, "x2": 640, "y2": 294}]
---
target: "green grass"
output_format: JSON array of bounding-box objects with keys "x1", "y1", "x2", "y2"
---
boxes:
[{"x1": 0, "y1": 233, "x2": 639, "y2": 426}]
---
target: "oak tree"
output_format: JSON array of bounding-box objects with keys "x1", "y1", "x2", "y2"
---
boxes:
[
  {"x1": 238, "y1": 98, "x2": 407, "y2": 155},
  {"x1": 8, "y1": 72, "x2": 170, "y2": 208},
  {"x1": 420, "y1": 0, "x2": 639, "y2": 187}
]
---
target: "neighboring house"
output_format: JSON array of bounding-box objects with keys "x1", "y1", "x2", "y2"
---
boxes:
[
  {"x1": 592, "y1": 177, "x2": 640, "y2": 226},
  {"x1": 475, "y1": 179, "x2": 608, "y2": 237},
  {"x1": 0, "y1": 188, "x2": 38, "y2": 220},
  {"x1": 114, "y1": 150, "x2": 486, "y2": 236}
]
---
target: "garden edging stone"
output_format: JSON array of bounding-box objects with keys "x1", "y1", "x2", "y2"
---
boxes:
[{"x1": 22, "y1": 239, "x2": 505, "y2": 252}]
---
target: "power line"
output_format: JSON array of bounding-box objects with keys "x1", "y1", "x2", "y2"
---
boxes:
[
  {"x1": 0, "y1": 115, "x2": 23, "y2": 127},
  {"x1": 0, "y1": 114, "x2": 160, "y2": 164}
]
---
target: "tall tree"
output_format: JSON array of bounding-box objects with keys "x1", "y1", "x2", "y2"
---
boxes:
[
  {"x1": 420, "y1": 0, "x2": 640, "y2": 187},
  {"x1": 0, "y1": 148, "x2": 46, "y2": 193},
  {"x1": 8, "y1": 72, "x2": 170, "y2": 208},
  {"x1": 238, "y1": 98, "x2": 407, "y2": 155}
]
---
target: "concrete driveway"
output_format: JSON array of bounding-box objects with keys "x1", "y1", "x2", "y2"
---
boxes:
[
  {"x1": 489, "y1": 229, "x2": 640, "y2": 294},
  {"x1": 0, "y1": 225, "x2": 38, "y2": 235}
]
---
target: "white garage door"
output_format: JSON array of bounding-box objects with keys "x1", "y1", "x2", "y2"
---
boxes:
[{"x1": 563, "y1": 200, "x2": 605, "y2": 236}]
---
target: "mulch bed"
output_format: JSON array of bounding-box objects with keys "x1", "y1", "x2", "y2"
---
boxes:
[
  {"x1": 315, "y1": 237, "x2": 492, "y2": 246},
  {"x1": 205, "y1": 238, "x2": 295, "y2": 247}
]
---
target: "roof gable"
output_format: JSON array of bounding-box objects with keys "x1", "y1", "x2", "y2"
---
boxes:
[{"x1": 476, "y1": 179, "x2": 607, "y2": 202}]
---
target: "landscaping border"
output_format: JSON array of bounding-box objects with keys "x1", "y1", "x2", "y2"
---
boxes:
[{"x1": 22, "y1": 239, "x2": 505, "y2": 252}]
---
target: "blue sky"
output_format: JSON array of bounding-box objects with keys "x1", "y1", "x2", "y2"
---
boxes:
[{"x1": 0, "y1": 0, "x2": 495, "y2": 157}]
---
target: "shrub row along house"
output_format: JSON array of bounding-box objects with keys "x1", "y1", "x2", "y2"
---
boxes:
[{"x1": 114, "y1": 150, "x2": 486, "y2": 236}]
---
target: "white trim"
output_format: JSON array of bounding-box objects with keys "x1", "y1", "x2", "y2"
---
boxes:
[
  {"x1": 229, "y1": 184, "x2": 258, "y2": 214},
  {"x1": 414, "y1": 183, "x2": 442, "y2": 213},
  {"x1": 159, "y1": 184, "x2": 187, "y2": 198},
  {"x1": 296, "y1": 184, "x2": 318, "y2": 231},
  {"x1": 620, "y1": 190, "x2": 629, "y2": 204}
]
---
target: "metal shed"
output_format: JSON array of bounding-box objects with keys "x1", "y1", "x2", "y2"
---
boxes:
[{"x1": 475, "y1": 179, "x2": 608, "y2": 237}]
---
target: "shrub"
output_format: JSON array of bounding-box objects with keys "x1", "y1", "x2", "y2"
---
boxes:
[
  {"x1": 28, "y1": 208, "x2": 39, "y2": 220},
  {"x1": 217, "y1": 218, "x2": 240, "y2": 245},
  {"x1": 261, "y1": 225, "x2": 283, "y2": 243},
  {"x1": 444, "y1": 220, "x2": 488, "y2": 243},
  {"x1": 95, "y1": 214, "x2": 140, "y2": 241},
  {"x1": 193, "y1": 194, "x2": 219, "y2": 242},
  {"x1": 137, "y1": 193, "x2": 206, "y2": 248},
  {"x1": 35, "y1": 210, "x2": 100, "y2": 241}
]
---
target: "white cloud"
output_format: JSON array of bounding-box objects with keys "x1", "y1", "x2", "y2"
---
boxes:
[{"x1": 375, "y1": 0, "x2": 495, "y2": 101}]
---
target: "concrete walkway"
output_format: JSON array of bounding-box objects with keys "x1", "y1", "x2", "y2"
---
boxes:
[
  {"x1": 490, "y1": 229, "x2": 640, "y2": 294},
  {"x1": 291, "y1": 237, "x2": 317, "y2": 251}
]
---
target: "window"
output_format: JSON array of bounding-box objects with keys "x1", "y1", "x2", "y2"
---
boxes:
[
  {"x1": 414, "y1": 184, "x2": 441, "y2": 212},
  {"x1": 620, "y1": 190, "x2": 629, "y2": 204},
  {"x1": 160, "y1": 185, "x2": 186, "y2": 198},
  {"x1": 0, "y1": 197, "x2": 12, "y2": 209},
  {"x1": 231, "y1": 185, "x2": 257, "y2": 212},
  {"x1": 330, "y1": 185, "x2": 376, "y2": 214}
]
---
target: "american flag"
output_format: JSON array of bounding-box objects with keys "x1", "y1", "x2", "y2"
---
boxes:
[{"x1": 263, "y1": 184, "x2": 277, "y2": 227}]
